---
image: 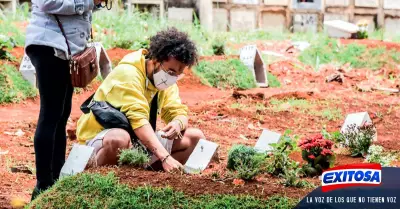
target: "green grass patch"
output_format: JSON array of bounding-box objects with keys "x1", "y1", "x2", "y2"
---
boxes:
[
  {"x1": 193, "y1": 59, "x2": 257, "y2": 90},
  {"x1": 299, "y1": 36, "x2": 400, "y2": 70},
  {"x1": 268, "y1": 98, "x2": 314, "y2": 113},
  {"x1": 28, "y1": 172, "x2": 298, "y2": 209},
  {"x1": 267, "y1": 98, "x2": 343, "y2": 121},
  {"x1": 0, "y1": 64, "x2": 37, "y2": 104},
  {"x1": 267, "y1": 72, "x2": 281, "y2": 88}
]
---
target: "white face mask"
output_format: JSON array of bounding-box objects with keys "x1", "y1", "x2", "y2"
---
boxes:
[{"x1": 153, "y1": 68, "x2": 178, "y2": 90}]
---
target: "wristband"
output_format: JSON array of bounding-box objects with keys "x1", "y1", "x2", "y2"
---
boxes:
[{"x1": 161, "y1": 154, "x2": 170, "y2": 163}]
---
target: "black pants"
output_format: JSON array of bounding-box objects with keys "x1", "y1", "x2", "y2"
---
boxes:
[{"x1": 26, "y1": 45, "x2": 73, "y2": 190}]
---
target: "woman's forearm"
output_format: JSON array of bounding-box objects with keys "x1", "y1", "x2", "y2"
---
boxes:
[{"x1": 134, "y1": 124, "x2": 170, "y2": 160}]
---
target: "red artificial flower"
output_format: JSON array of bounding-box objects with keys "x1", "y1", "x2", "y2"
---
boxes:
[
  {"x1": 321, "y1": 148, "x2": 333, "y2": 156},
  {"x1": 308, "y1": 154, "x2": 316, "y2": 159}
]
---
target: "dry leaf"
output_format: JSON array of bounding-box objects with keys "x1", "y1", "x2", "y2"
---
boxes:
[
  {"x1": 239, "y1": 134, "x2": 249, "y2": 141},
  {"x1": 0, "y1": 150, "x2": 9, "y2": 155}
]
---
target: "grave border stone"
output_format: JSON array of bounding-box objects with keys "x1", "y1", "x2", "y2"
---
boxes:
[
  {"x1": 254, "y1": 129, "x2": 281, "y2": 153},
  {"x1": 60, "y1": 144, "x2": 95, "y2": 178},
  {"x1": 239, "y1": 44, "x2": 268, "y2": 88},
  {"x1": 184, "y1": 138, "x2": 219, "y2": 174}
]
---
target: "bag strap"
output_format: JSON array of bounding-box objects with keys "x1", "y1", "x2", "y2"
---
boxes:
[
  {"x1": 80, "y1": 92, "x2": 95, "y2": 114},
  {"x1": 54, "y1": 15, "x2": 94, "y2": 59},
  {"x1": 54, "y1": 15, "x2": 72, "y2": 58},
  {"x1": 81, "y1": 91, "x2": 159, "y2": 131}
]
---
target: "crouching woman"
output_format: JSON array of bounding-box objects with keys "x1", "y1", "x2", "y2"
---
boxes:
[{"x1": 76, "y1": 27, "x2": 205, "y2": 172}]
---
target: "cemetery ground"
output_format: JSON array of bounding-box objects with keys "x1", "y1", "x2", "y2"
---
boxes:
[{"x1": 1, "y1": 7, "x2": 400, "y2": 209}]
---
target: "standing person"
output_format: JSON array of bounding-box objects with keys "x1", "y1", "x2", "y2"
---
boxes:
[{"x1": 24, "y1": 0, "x2": 105, "y2": 200}]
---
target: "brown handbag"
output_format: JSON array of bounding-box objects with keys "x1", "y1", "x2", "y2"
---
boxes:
[{"x1": 54, "y1": 15, "x2": 98, "y2": 88}]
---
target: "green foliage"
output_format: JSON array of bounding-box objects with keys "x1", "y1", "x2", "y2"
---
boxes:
[
  {"x1": 267, "y1": 72, "x2": 281, "y2": 88},
  {"x1": 193, "y1": 59, "x2": 257, "y2": 90},
  {"x1": 338, "y1": 123, "x2": 376, "y2": 158},
  {"x1": 0, "y1": 64, "x2": 37, "y2": 104},
  {"x1": 280, "y1": 167, "x2": 314, "y2": 188},
  {"x1": 211, "y1": 36, "x2": 226, "y2": 56},
  {"x1": 28, "y1": 172, "x2": 297, "y2": 209},
  {"x1": 298, "y1": 36, "x2": 400, "y2": 70},
  {"x1": 365, "y1": 145, "x2": 397, "y2": 166},
  {"x1": 118, "y1": 146, "x2": 150, "y2": 167},
  {"x1": 0, "y1": 34, "x2": 15, "y2": 60},
  {"x1": 227, "y1": 144, "x2": 267, "y2": 180},
  {"x1": 264, "y1": 130, "x2": 312, "y2": 188}
]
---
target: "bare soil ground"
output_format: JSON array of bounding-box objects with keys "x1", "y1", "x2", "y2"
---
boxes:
[{"x1": 1, "y1": 41, "x2": 400, "y2": 208}]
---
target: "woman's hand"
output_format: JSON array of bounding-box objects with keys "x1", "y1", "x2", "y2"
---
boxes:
[
  {"x1": 161, "y1": 155, "x2": 184, "y2": 173},
  {"x1": 161, "y1": 120, "x2": 182, "y2": 140}
]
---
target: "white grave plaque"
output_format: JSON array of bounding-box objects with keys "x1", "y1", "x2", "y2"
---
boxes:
[
  {"x1": 239, "y1": 45, "x2": 268, "y2": 87},
  {"x1": 184, "y1": 139, "x2": 219, "y2": 174},
  {"x1": 60, "y1": 144, "x2": 95, "y2": 178},
  {"x1": 254, "y1": 129, "x2": 281, "y2": 152},
  {"x1": 340, "y1": 112, "x2": 377, "y2": 142},
  {"x1": 19, "y1": 54, "x2": 37, "y2": 87}
]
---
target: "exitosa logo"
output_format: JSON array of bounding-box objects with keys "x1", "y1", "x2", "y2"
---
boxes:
[{"x1": 321, "y1": 163, "x2": 382, "y2": 192}]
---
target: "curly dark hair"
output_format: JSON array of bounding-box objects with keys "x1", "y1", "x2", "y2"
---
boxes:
[{"x1": 147, "y1": 27, "x2": 198, "y2": 67}]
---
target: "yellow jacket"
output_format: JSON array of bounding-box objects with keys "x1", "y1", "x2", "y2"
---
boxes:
[{"x1": 76, "y1": 49, "x2": 188, "y2": 144}]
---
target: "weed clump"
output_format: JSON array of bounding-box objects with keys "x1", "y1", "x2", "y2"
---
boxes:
[
  {"x1": 118, "y1": 146, "x2": 150, "y2": 167},
  {"x1": 194, "y1": 59, "x2": 257, "y2": 90},
  {"x1": 0, "y1": 64, "x2": 37, "y2": 104},
  {"x1": 0, "y1": 34, "x2": 15, "y2": 60},
  {"x1": 227, "y1": 144, "x2": 266, "y2": 180},
  {"x1": 211, "y1": 36, "x2": 225, "y2": 55},
  {"x1": 337, "y1": 123, "x2": 376, "y2": 157},
  {"x1": 265, "y1": 130, "x2": 314, "y2": 188},
  {"x1": 365, "y1": 145, "x2": 397, "y2": 166}
]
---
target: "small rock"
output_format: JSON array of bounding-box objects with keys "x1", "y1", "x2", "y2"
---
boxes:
[
  {"x1": 326, "y1": 73, "x2": 344, "y2": 84},
  {"x1": 356, "y1": 83, "x2": 373, "y2": 92},
  {"x1": 0, "y1": 150, "x2": 9, "y2": 155},
  {"x1": 20, "y1": 142, "x2": 33, "y2": 147},
  {"x1": 10, "y1": 165, "x2": 33, "y2": 174}
]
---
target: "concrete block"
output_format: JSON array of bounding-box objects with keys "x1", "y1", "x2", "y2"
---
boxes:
[
  {"x1": 213, "y1": 8, "x2": 228, "y2": 31},
  {"x1": 230, "y1": 9, "x2": 257, "y2": 32},
  {"x1": 60, "y1": 144, "x2": 95, "y2": 178},
  {"x1": 353, "y1": 15, "x2": 376, "y2": 33},
  {"x1": 261, "y1": 12, "x2": 286, "y2": 31},
  {"x1": 19, "y1": 54, "x2": 37, "y2": 88},
  {"x1": 239, "y1": 45, "x2": 268, "y2": 87},
  {"x1": 384, "y1": 0, "x2": 400, "y2": 10},
  {"x1": 232, "y1": 0, "x2": 258, "y2": 4},
  {"x1": 292, "y1": 0, "x2": 322, "y2": 11},
  {"x1": 384, "y1": 17, "x2": 400, "y2": 35},
  {"x1": 254, "y1": 129, "x2": 281, "y2": 152},
  {"x1": 355, "y1": 0, "x2": 379, "y2": 8},
  {"x1": 324, "y1": 13, "x2": 350, "y2": 22},
  {"x1": 325, "y1": 0, "x2": 350, "y2": 7},
  {"x1": 324, "y1": 20, "x2": 358, "y2": 38},
  {"x1": 340, "y1": 112, "x2": 377, "y2": 142},
  {"x1": 184, "y1": 139, "x2": 219, "y2": 174},
  {"x1": 167, "y1": 7, "x2": 193, "y2": 23},
  {"x1": 264, "y1": 0, "x2": 288, "y2": 6},
  {"x1": 293, "y1": 13, "x2": 318, "y2": 33}
]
